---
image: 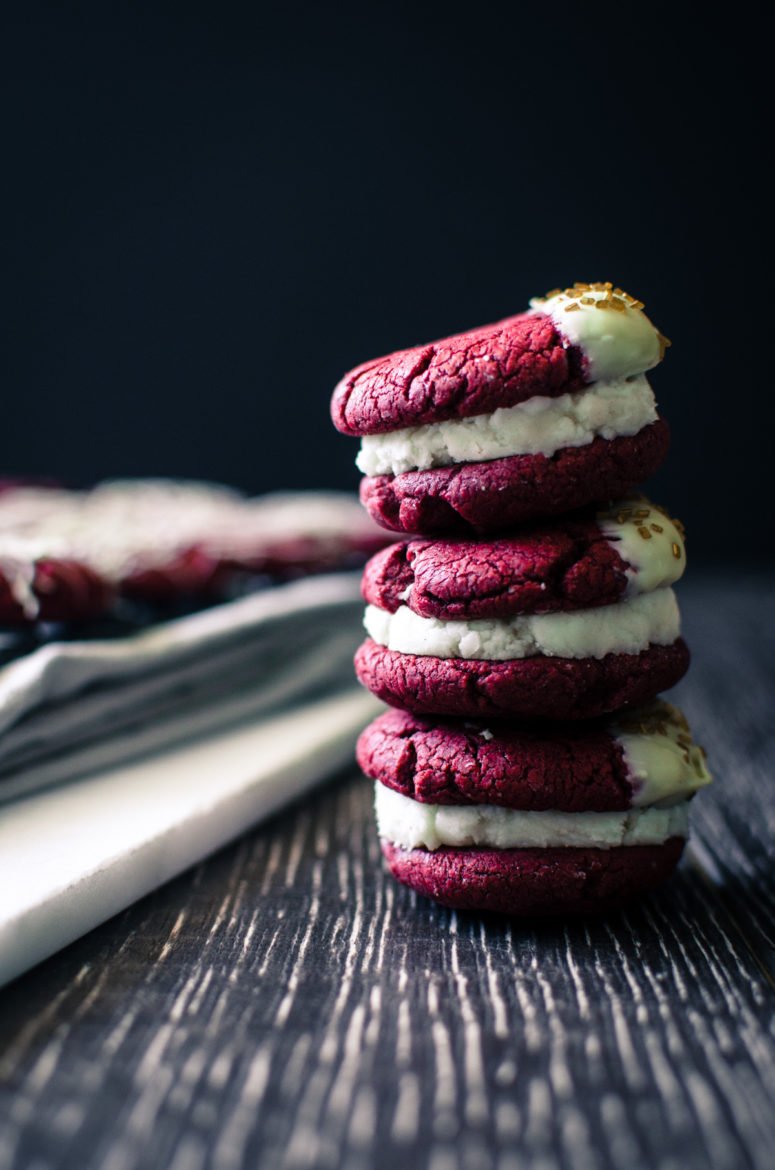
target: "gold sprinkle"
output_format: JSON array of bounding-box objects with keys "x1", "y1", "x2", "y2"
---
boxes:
[
  {"x1": 538, "y1": 283, "x2": 658, "y2": 322},
  {"x1": 564, "y1": 303, "x2": 581, "y2": 312},
  {"x1": 635, "y1": 508, "x2": 650, "y2": 518},
  {"x1": 650, "y1": 523, "x2": 664, "y2": 533},
  {"x1": 638, "y1": 526, "x2": 652, "y2": 539},
  {"x1": 672, "y1": 542, "x2": 681, "y2": 558},
  {"x1": 657, "y1": 331, "x2": 672, "y2": 361}
]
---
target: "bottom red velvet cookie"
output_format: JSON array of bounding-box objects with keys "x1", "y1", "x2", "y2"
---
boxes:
[
  {"x1": 360, "y1": 421, "x2": 670, "y2": 534},
  {"x1": 355, "y1": 637, "x2": 690, "y2": 720},
  {"x1": 381, "y1": 838, "x2": 686, "y2": 916}
]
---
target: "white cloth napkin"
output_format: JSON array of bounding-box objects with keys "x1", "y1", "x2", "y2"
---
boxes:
[
  {"x1": 0, "y1": 687, "x2": 380, "y2": 987},
  {"x1": 0, "y1": 570, "x2": 379, "y2": 985},
  {"x1": 0, "y1": 572, "x2": 365, "y2": 802}
]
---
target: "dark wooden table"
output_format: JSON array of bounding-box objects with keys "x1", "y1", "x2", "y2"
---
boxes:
[{"x1": 1, "y1": 576, "x2": 773, "y2": 1170}]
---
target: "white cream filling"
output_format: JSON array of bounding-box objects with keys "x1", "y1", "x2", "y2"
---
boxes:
[
  {"x1": 375, "y1": 785, "x2": 690, "y2": 851},
  {"x1": 529, "y1": 285, "x2": 664, "y2": 381},
  {"x1": 597, "y1": 498, "x2": 685, "y2": 595},
  {"x1": 356, "y1": 374, "x2": 656, "y2": 476},
  {"x1": 364, "y1": 588, "x2": 680, "y2": 661}
]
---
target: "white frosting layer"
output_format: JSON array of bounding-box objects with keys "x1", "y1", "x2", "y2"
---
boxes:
[
  {"x1": 364, "y1": 588, "x2": 680, "y2": 661},
  {"x1": 375, "y1": 785, "x2": 690, "y2": 851},
  {"x1": 356, "y1": 375, "x2": 656, "y2": 477},
  {"x1": 598, "y1": 499, "x2": 685, "y2": 595},
  {"x1": 529, "y1": 286, "x2": 664, "y2": 381},
  {"x1": 613, "y1": 703, "x2": 711, "y2": 806}
]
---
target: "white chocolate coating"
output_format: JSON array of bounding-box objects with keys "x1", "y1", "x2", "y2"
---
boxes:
[
  {"x1": 597, "y1": 498, "x2": 685, "y2": 595},
  {"x1": 356, "y1": 375, "x2": 656, "y2": 477},
  {"x1": 529, "y1": 285, "x2": 665, "y2": 381},
  {"x1": 364, "y1": 588, "x2": 680, "y2": 662},
  {"x1": 613, "y1": 702, "x2": 711, "y2": 806},
  {"x1": 375, "y1": 785, "x2": 690, "y2": 851}
]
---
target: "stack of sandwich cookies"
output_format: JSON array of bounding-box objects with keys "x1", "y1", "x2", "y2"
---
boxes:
[{"x1": 331, "y1": 282, "x2": 710, "y2": 914}]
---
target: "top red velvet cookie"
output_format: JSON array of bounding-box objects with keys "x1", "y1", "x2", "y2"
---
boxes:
[
  {"x1": 332, "y1": 283, "x2": 669, "y2": 437},
  {"x1": 332, "y1": 312, "x2": 583, "y2": 436}
]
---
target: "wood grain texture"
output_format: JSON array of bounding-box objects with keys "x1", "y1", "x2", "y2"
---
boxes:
[{"x1": 0, "y1": 576, "x2": 773, "y2": 1170}]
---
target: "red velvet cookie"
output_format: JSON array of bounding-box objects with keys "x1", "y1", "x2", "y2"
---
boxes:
[
  {"x1": 0, "y1": 553, "x2": 113, "y2": 625},
  {"x1": 356, "y1": 638, "x2": 690, "y2": 721},
  {"x1": 359, "y1": 709, "x2": 633, "y2": 811},
  {"x1": 381, "y1": 840, "x2": 686, "y2": 916},
  {"x1": 332, "y1": 283, "x2": 671, "y2": 533},
  {"x1": 332, "y1": 312, "x2": 585, "y2": 436}
]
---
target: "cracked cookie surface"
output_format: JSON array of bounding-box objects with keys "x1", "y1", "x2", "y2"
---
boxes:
[
  {"x1": 381, "y1": 839, "x2": 686, "y2": 915},
  {"x1": 361, "y1": 517, "x2": 630, "y2": 619},
  {"x1": 358, "y1": 708, "x2": 635, "y2": 811},
  {"x1": 355, "y1": 637, "x2": 690, "y2": 720},
  {"x1": 332, "y1": 312, "x2": 585, "y2": 436}
]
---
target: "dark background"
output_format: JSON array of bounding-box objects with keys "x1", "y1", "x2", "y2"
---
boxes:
[{"x1": 1, "y1": 4, "x2": 768, "y2": 563}]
